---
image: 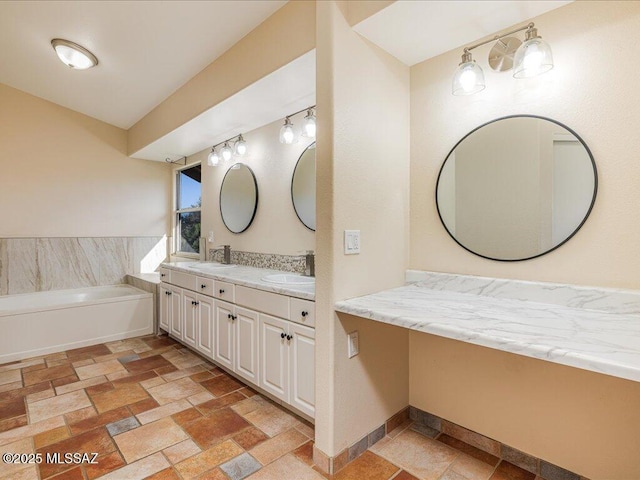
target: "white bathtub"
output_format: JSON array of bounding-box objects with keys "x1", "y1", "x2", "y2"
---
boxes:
[{"x1": 0, "y1": 285, "x2": 153, "y2": 364}]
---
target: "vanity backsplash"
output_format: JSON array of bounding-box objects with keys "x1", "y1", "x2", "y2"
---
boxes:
[
  {"x1": 406, "y1": 270, "x2": 640, "y2": 315},
  {"x1": 209, "y1": 249, "x2": 307, "y2": 274}
]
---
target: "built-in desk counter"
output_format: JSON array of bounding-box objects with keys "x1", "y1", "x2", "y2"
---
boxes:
[{"x1": 335, "y1": 271, "x2": 640, "y2": 383}]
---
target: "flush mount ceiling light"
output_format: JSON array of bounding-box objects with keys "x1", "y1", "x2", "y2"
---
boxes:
[
  {"x1": 51, "y1": 38, "x2": 98, "y2": 70},
  {"x1": 279, "y1": 105, "x2": 316, "y2": 144},
  {"x1": 206, "y1": 134, "x2": 247, "y2": 167},
  {"x1": 452, "y1": 22, "x2": 553, "y2": 96}
]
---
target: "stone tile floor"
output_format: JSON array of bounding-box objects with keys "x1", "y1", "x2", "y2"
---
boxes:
[{"x1": 0, "y1": 335, "x2": 541, "y2": 480}]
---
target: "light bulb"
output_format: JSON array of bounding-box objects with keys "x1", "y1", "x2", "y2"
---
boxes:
[
  {"x1": 301, "y1": 109, "x2": 316, "y2": 138},
  {"x1": 513, "y1": 27, "x2": 553, "y2": 79},
  {"x1": 234, "y1": 135, "x2": 247, "y2": 156},
  {"x1": 207, "y1": 148, "x2": 220, "y2": 167},
  {"x1": 51, "y1": 39, "x2": 98, "y2": 70},
  {"x1": 452, "y1": 51, "x2": 485, "y2": 96},
  {"x1": 279, "y1": 118, "x2": 297, "y2": 144},
  {"x1": 221, "y1": 142, "x2": 233, "y2": 162}
]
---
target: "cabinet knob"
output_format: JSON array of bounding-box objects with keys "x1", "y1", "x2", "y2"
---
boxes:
[
  {"x1": 280, "y1": 332, "x2": 286, "y2": 339},
  {"x1": 286, "y1": 334, "x2": 292, "y2": 341},
  {"x1": 232, "y1": 315, "x2": 237, "y2": 321},
  {"x1": 219, "y1": 289, "x2": 225, "y2": 294},
  {"x1": 161, "y1": 273, "x2": 166, "y2": 277},
  {"x1": 301, "y1": 311, "x2": 308, "y2": 317},
  {"x1": 201, "y1": 284, "x2": 206, "y2": 289},
  {"x1": 166, "y1": 291, "x2": 172, "y2": 296},
  {"x1": 227, "y1": 313, "x2": 232, "y2": 319},
  {"x1": 192, "y1": 300, "x2": 199, "y2": 306}
]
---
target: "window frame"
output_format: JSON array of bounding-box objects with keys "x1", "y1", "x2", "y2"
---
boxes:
[{"x1": 174, "y1": 163, "x2": 202, "y2": 258}]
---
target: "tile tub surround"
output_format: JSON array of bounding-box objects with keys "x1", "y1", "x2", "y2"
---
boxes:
[
  {"x1": 162, "y1": 261, "x2": 315, "y2": 300},
  {"x1": 335, "y1": 275, "x2": 640, "y2": 383},
  {"x1": 0, "y1": 236, "x2": 167, "y2": 295},
  {"x1": 209, "y1": 249, "x2": 307, "y2": 275}
]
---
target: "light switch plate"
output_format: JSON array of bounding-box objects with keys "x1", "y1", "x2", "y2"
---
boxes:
[
  {"x1": 344, "y1": 230, "x2": 361, "y2": 254},
  {"x1": 348, "y1": 331, "x2": 359, "y2": 358},
  {"x1": 207, "y1": 231, "x2": 214, "y2": 243}
]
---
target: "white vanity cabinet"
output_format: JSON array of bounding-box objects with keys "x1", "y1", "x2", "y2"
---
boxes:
[
  {"x1": 195, "y1": 294, "x2": 214, "y2": 358},
  {"x1": 259, "y1": 314, "x2": 315, "y2": 417},
  {"x1": 159, "y1": 266, "x2": 315, "y2": 419},
  {"x1": 159, "y1": 284, "x2": 183, "y2": 338}
]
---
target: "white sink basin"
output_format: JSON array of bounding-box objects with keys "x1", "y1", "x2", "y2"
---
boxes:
[
  {"x1": 189, "y1": 262, "x2": 236, "y2": 271},
  {"x1": 261, "y1": 274, "x2": 315, "y2": 285}
]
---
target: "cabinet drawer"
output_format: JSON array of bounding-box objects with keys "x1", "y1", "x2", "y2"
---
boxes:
[
  {"x1": 214, "y1": 281, "x2": 235, "y2": 302},
  {"x1": 170, "y1": 271, "x2": 197, "y2": 291},
  {"x1": 290, "y1": 298, "x2": 315, "y2": 327},
  {"x1": 236, "y1": 286, "x2": 289, "y2": 319},
  {"x1": 159, "y1": 267, "x2": 171, "y2": 283},
  {"x1": 197, "y1": 276, "x2": 214, "y2": 297}
]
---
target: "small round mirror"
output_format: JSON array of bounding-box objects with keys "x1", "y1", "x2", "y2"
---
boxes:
[
  {"x1": 220, "y1": 163, "x2": 258, "y2": 234},
  {"x1": 291, "y1": 143, "x2": 316, "y2": 231},
  {"x1": 436, "y1": 115, "x2": 597, "y2": 261}
]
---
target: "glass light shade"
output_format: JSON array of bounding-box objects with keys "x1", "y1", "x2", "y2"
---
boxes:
[
  {"x1": 301, "y1": 110, "x2": 316, "y2": 138},
  {"x1": 452, "y1": 61, "x2": 485, "y2": 96},
  {"x1": 207, "y1": 149, "x2": 220, "y2": 167},
  {"x1": 513, "y1": 37, "x2": 553, "y2": 78},
  {"x1": 221, "y1": 142, "x2": 233, "y2": 162},
  {"x1": 51, "y1": 39, "x2": 98, "y2": 70},
  {"x1": 234, "y1": 135, "x2": 247, "y2": 156},
  {"x1": 279, "y1": 119, "x2": 297, "y2": 144}
]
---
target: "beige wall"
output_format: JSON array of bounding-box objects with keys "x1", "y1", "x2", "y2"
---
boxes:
[
  {"x1": 0, "y1": 83, "x2": 170, "y2": 238},
  {"x1": 410, "y1": 333, "x2": 640, "y2": 479},
  {"x1": 409, "y1": 2, "x2": 640, "y2": 478},
  {"x1": 128, "y1": 0, "x2": 316, "y2": 156},
  {"x1": 410, "y1": 0, "x2": 640, "y2": 290},
  {"x1": 173, "y1": 119, "x2": 315, "y2": 256},
  {"x1": 315, "y1": 0, "x2": 410, "y2": 457}
]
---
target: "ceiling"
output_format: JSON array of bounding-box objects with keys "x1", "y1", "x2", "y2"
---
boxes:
[
  {"x1": 353, "y1": 0, "x2": 573, "y2": 66},
  {"x1": 132, "y1": 51, "x2": 316, "y2": 162},
  {"x1": 0, "y1": 0, "x2": 286, "y2": 129}
]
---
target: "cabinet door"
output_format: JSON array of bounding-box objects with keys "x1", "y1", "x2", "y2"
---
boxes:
[
  {"x1": 169, "y1": 287, "x2": 183, "y2": 340},
  {"x1": 159, "y1": 285, "x2": 171, "y2": 331},
  {"x1": 196, "y1": 294, "x2": 214, "y2": 359},
  {"x1": 214, "y1": 300, "x2": 235, "y2": 370},
  {"x1": 235, "y1": 307, "x2": 259, "y2": 385},
  {"x1": 289, "y1": 323, "x2": 315, "y2": 418},
  {"x1": 182, "y1": 291, "x2": 198, "y2": 348},
  {"x1": 259, "y1": 314, "x2": 289, "y2": 402}
]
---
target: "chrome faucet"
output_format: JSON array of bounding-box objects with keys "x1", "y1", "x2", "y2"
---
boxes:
[
  {"x1": 222, "y1": 245, "x2": 231, "y2": 264},
  {"x1": 304, "y1": 250, "x2": 315, "y2": 277}
]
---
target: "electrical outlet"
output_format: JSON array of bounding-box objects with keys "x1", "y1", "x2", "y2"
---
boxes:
[
  {"x1": 348, "y1": 331, "x2": 359, "y2": 358},
  {"x1": 207, "y1": 231, "x2": 214, "y2": 243},
  {"x1": 344, "y1": 230, "x2": 361, "y2": 254}
]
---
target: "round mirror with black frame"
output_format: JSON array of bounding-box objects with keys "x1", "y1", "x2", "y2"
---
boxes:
[
  {"x1": 291, "y1": 142, "x2": 316, "y2": 231},
  {"x1": 220, "y1": 163, "x2": 258, "y2": 234},
  {"x1": 435, "y1": 115, "x2": 597, "y2": 262}
]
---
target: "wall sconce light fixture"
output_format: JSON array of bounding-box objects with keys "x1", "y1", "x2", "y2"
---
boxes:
[
  {"x1": 452, "y1": 22, "x2": 553, "y2": 96},
  {"x1": 207, "y1": 134, "x2": 247, "y2": 167},
  {"x1": 279, "y1": 105, "x2": 316, "y2": 144}
]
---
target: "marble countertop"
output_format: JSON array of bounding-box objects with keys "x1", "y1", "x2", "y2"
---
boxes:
[
  {"x1": 160, "y1": 262, "x2": 315, "y2": 301},
  {"x1": 335, "y1": 278, "x2": 640, "y2": 383}
]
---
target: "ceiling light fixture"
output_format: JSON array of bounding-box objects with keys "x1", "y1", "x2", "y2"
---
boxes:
[
  {"x1": 51, "y1": 38, "x2": 98, "y2": 70},
  {"x1": 205, "y1": 133, "x2": 248, "y2": 167},
  {"x1": 452, "y1": 22, "x2": 553, "y2": 96},
  {"x1": 279, "y1": 105, "x2": 316, "y2": 144}
]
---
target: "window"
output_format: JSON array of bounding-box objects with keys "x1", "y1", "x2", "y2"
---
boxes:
[{"x1": 175, "y1": 164, "x2": 202, "y2": 255}]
